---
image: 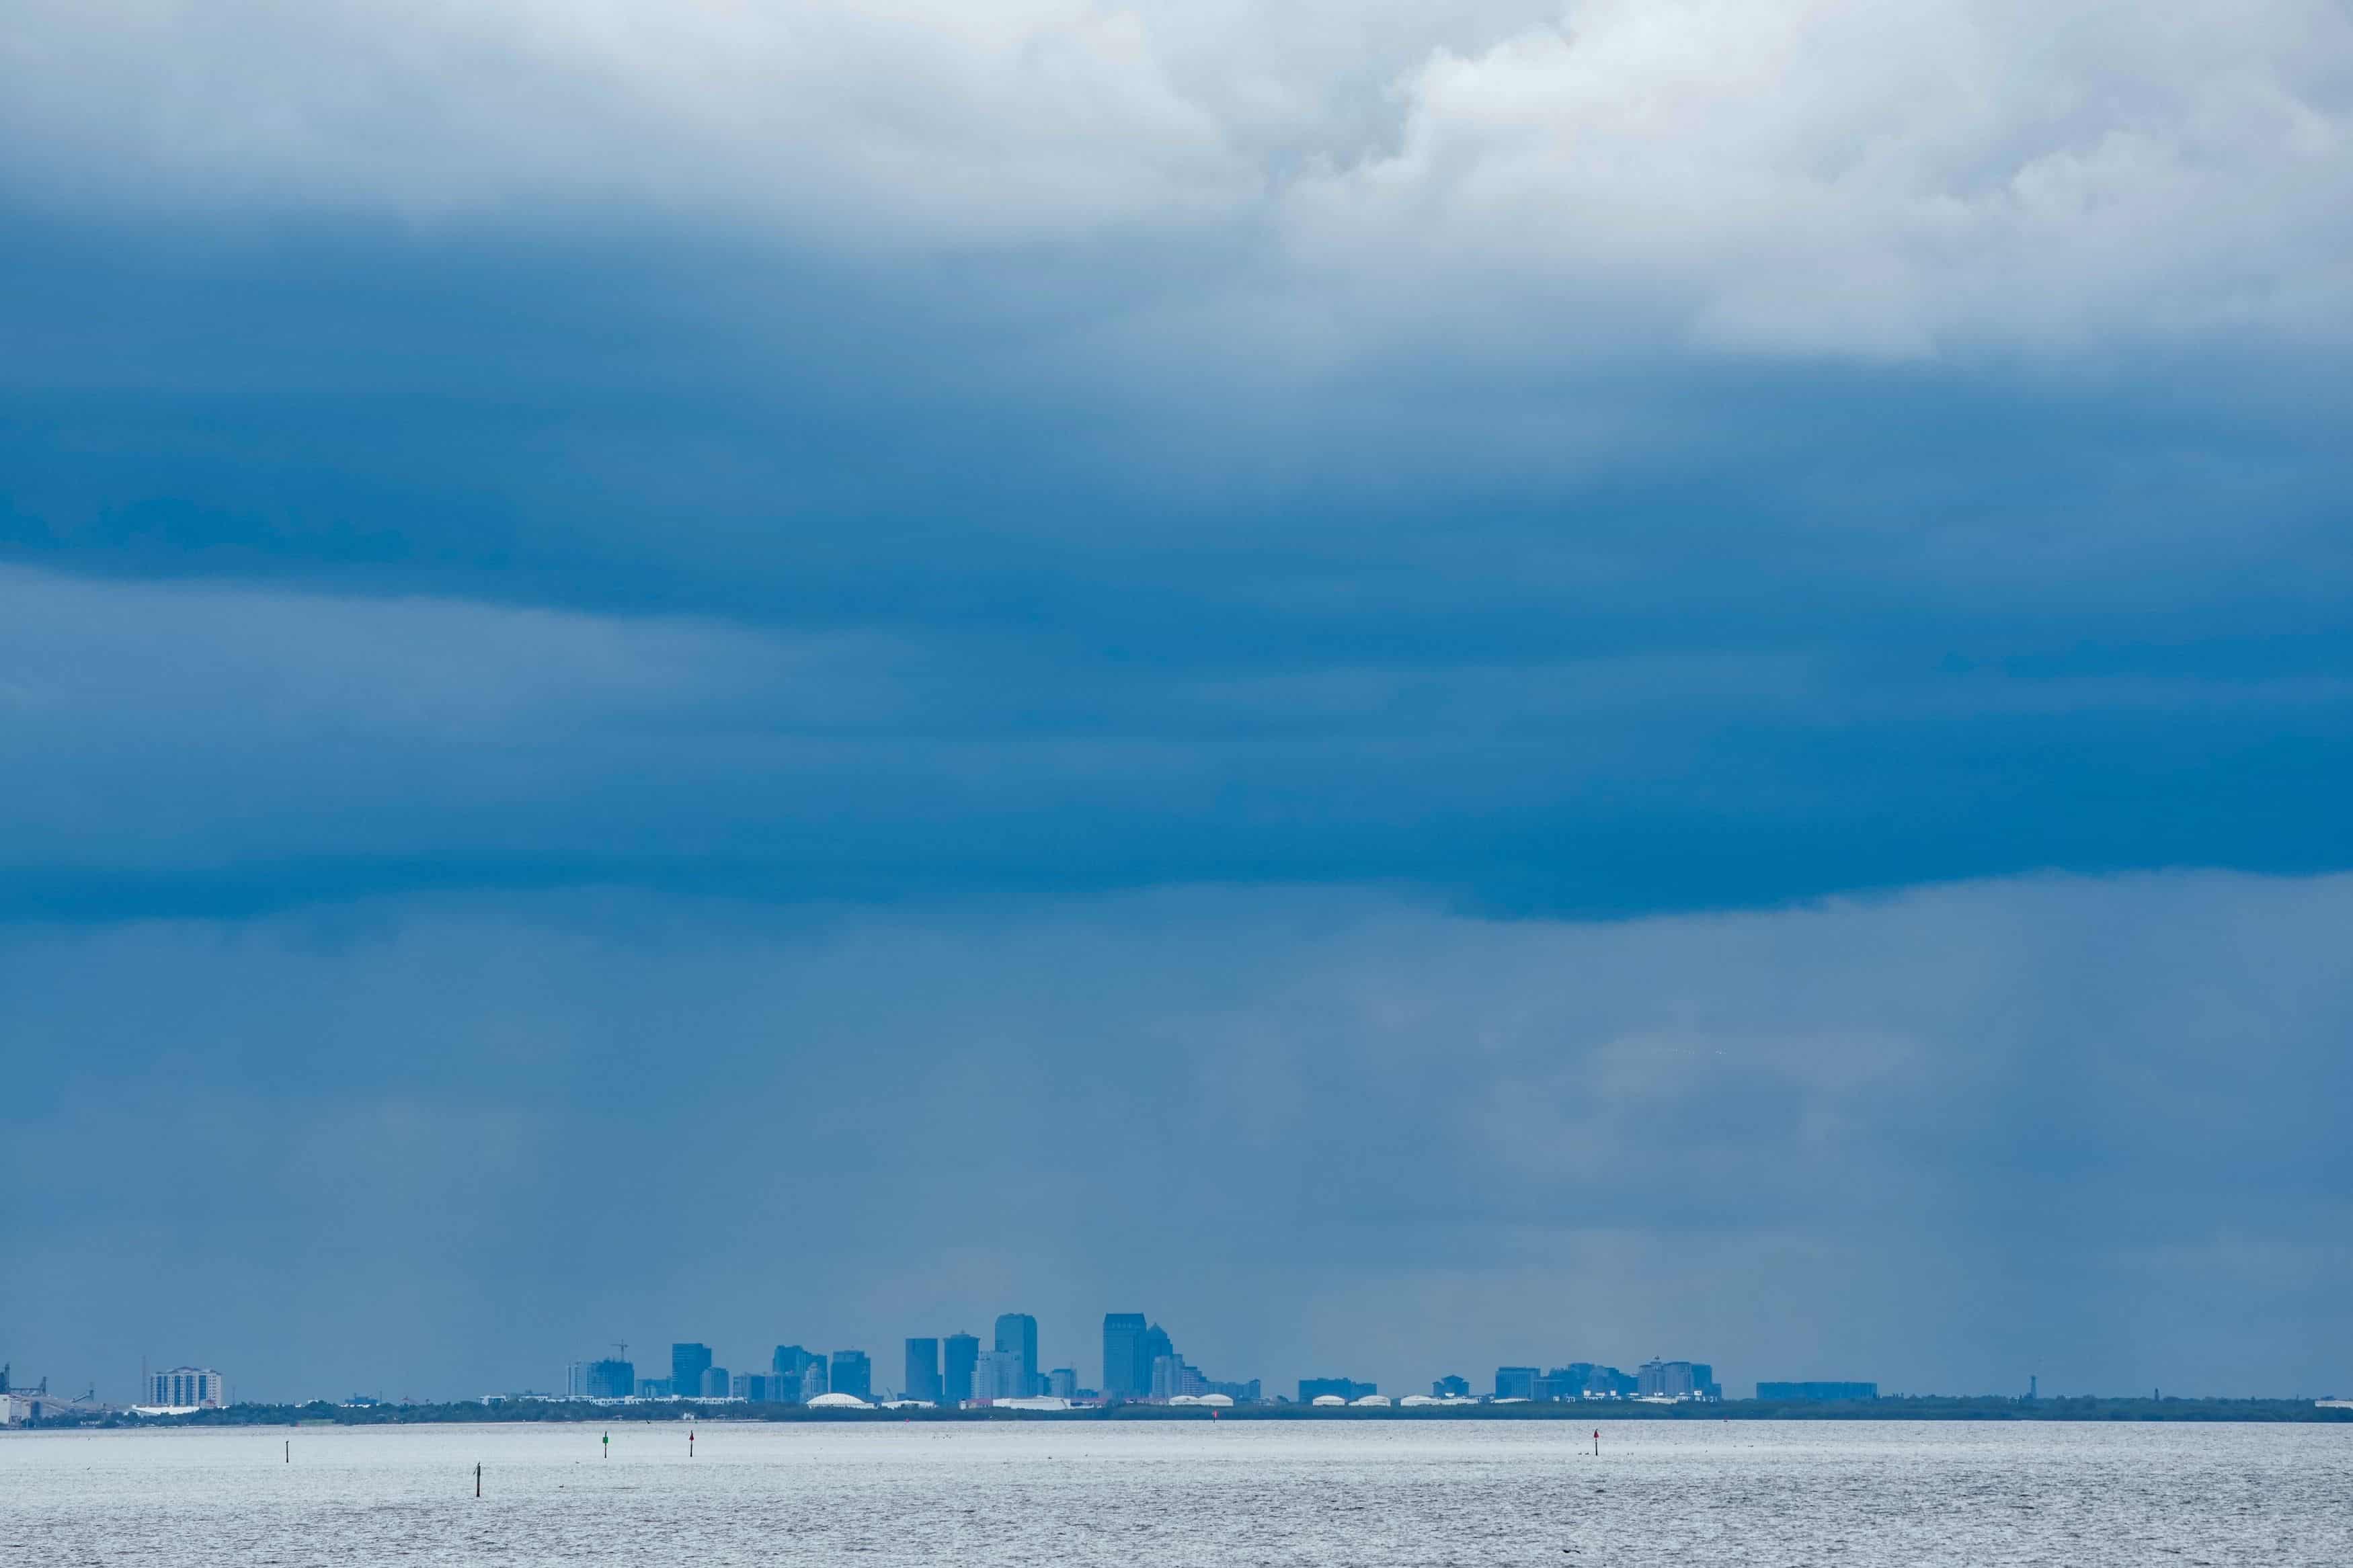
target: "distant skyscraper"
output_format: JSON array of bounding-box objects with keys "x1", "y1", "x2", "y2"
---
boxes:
[
  {"x1": 772, "y1": 1345, "x2": 817, "y2": 1403},
  {"x1": 1141, "y1": 1322, "x2": 1173, "y2": 1369},
  {"x1": 701, "y1": 1366, "x2": 731, "y2": 1399},
  {"x1": 1494, "y1": 1366, "x2": 1538, "y2": 1400},
  {"x1": 944, "y1": 1333, "x2": 979, "y2": 1404},
  {"x1": 1101, "y1": 1314, "x2": 1148, "y2": 1401},
  {"x1": 1432, "y1": 1375, "x2": 1469, "y2": 1398},
  {"x1": 586, "y1": 1358, "x2": 635, "y2": 1398},
  {"x1": 1636, "y1": 1360, "x2": 1718, "y2": 1399},
  {"x1": 905, "y1": 1338, "x2": 943, "y2": 1403},
  {"x1": 994, "y1": 1313, "x2": 1040, "y2": 1396},
  {"x1": 1151, "y1": 1355, "x2": 1208, "y2": 1401},
  {"x1": 1047, "y1": 1368, "x2": 1077, "y2": 1399},
  {"x1": 973, "y1": 1349, "x2": 1019, "y2": 1402},
  {"x1": 799, "y1": 1358, "x2": 829, "y2": 1401},
  {"x1": 830, "y1": 1350, "x2": 871, "y2": 1401},
  {"x1": 672, "y1": 1344, "x2": 713, "y2": 1399}
]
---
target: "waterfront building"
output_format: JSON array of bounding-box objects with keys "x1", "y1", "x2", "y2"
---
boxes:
[
  {"x1": 1207, "y1": 1378, "x2": 1261, "y2": 1403},
  {"x1": 586, "y1": 1358, "x2": 634, "y2": 1398},
  {"x1": 1299, "y1": 1377, "x2": 1376, "y2": 1402},
  {"x1": 145, "y1": 1367, "x2": 226, "y2": 1408},
  {"x1": 733, "y1": 1372, "x2": 776, "y2": 1400},
  {"x1": 1757, "y1": 1380, "x2": 1878, "y2": 1401},
  {"x1": 1151, "y1": 1354, "x2": 1209, "y2": 1401},
  {"x1": 637, "y1": 1377, "x2": 674, "y2": 1397},
  {"x1": 1101, "y1": 1314, "x2": 1149, "y2": 1401},
  {"x1": 773, "y1": 1346, "x2": 818, "y2": 1403},
  {"x1": 1047, "y1": 1368, "x2": 1078, "y2": 1399},
  {"x1": 701, "y1": 1366, "x2": 731, "y2": 1398},
  {"x1": 973, "y1": 1349, "x2": 1023, "y2": 1402},
  {"x1": 800, "y1": 1358, "x2": 830, "y2": 1401},
  {"x1": 672, "y1": 1344, "x2": 713, "y2": 1398},
  {"x1": 994, "y1": 1313, "x2": 1040, "y2": 1396},
  {"x1": 1432, "y1": 1375, "x2": 1470, "y2": 1398},
  {"x1": 830, "y1": 1350, "x2": 872, "y2": 1401},
  {"x1": 905, "y1": 1338, "x2": 943, "y2": 1404},
  {"x1": 1494, "y1": 1366, "x2": 1538, "y2": 1401},
  {"x1": 944, "y1": 1333, "x2": 979, "y2": 1404},
  {"x1": 1636, "y1": 1360, "x2": 1720, "y2": 1400}
]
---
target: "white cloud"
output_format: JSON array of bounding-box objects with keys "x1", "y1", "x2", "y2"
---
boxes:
[{"x1": 5, "y1": 1, "x2": 2348, "y2": 354}]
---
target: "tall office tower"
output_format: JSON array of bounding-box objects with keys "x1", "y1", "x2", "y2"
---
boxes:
[
  {"x1": 830, "y1": 1350, "x2": 872, "y2": 1401},
  {"x1": 1047, "y1": 1368, "x2": 1077, "y2": 1399},
  {"x1": 799, "y1": 1358, "x2": 829, "y2": 1401},
  {"x1": 672, "y1": 1344, "x2": 713, "y2": 1399},
  {"x1": 586, "y1": 1358, "x2": 635, "y2": 1398},
  {"x1": 701, "y1": 1366, "x2": 731, "y2": 1399},
  {"x1": 994, "y1": 1313, "x2": 1040, "y2": 1396},
  {"x1": 905, "y1": 1338, "x2": 943, "y2": 1404},
  {"x1": 772, "y1": 1345, "x2": 817, "y2": 1403},
  {"x1": 944, "y1": 1333, "x2": 979, "y2": 1405},
  {"x1": 1101, "y1": 1314, "x2": 1149, "y2": 1401},
  {"x1": 1494, "y1": 1366, "x2": 1538, "y2": 1401},
  {"x1": 566, "y1": 1362, "x2": 590, "y2": 1397}
]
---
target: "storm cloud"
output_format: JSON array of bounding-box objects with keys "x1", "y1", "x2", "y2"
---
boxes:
[{"x1": 1, "y1": 1, "x2": 2348, "y2": 1403}]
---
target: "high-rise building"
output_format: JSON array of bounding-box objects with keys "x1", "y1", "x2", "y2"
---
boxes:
[
  {"x1": 1101, "y1": 1314, "x2": 1148, "y2": 1401},
  {"x1": 1494, "y1": 1366, "x2": 1538, "y2": 1401},
  {"x1": 672, "y1": 1344, "x2": 713, "y2": 1399},
  {"x1": 1047, "y1": 1368, "x2": 1078, "y2": 1399},
  {"x1": 830, "y1": 1350, "x2": 872, "y2": 1401},
  {"x1": 973, "y1": 1349, "x2": 1020, "y2": 1402},
  {"x1": 994, "y1": 1313, "x2": 1039, "y2": 1396},
  {"x1": 1432, "y1": 1375, "x2": 1470, "y2": 1398},
  {"x1": 1635, "y1": 1360, "x2": 1719, "y2": 1400},
  {"x1": 145, "y1": 1368, "x2": 226, "y2": 1408},
  {"x1": 905, "y1": 1338, "x2": 943, "y2": 1404},
  {"x1": 944, "y1": 1333, "x2": 979, "y2": 1404},
  {"x1": 701, "y1": 1366, "x2": 731, "y2": 1399},
  {"x1": 772, "y1": 1346, "x2": 817, "y2": 1403},
  {"x1": 799, "y1": 1358, "x2": 829, "y2": 1401},
  {"x1": 1151, "y1": 1355, "x2": 1209, "y2": 1401},
  {"x1": 1141, "y1": 1323, "x2": 1173, "y2": 1370},
  {"x1": 586, "y1": 1358, "x2": 635, "y2": 1398}
]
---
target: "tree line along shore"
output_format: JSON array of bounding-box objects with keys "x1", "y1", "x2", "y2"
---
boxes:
[{"x1": 15, "y1": 1396, "x2": 2348, "y2": 1429}]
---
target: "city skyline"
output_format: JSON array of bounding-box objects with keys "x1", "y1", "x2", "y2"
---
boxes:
[{"x1": 3, "y1": 0, "x2": 2347, "y2": 1417}]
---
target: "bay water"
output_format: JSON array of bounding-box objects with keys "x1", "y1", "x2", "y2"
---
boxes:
[{"x1": 5, "y1": 1417, "x2": 2345, "y2": 1565}]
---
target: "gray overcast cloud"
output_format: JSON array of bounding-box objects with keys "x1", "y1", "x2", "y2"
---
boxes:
[{"x1": 1, "y1": 0, "x2": 2349, "y2": 1403}]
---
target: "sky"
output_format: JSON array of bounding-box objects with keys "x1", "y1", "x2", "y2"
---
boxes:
[{"x1": 1, "y1": 0, "x2": 2349, "y2": 1405}]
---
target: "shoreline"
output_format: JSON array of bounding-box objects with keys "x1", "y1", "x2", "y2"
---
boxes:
[{"x1": 15, "y1": 1396, "x2": 2349, "y2": 1430}]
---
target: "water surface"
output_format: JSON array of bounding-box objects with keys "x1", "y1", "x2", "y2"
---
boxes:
[{"x1": 7, "y1": 1418, "x2": 2344, "y2": 1565}]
